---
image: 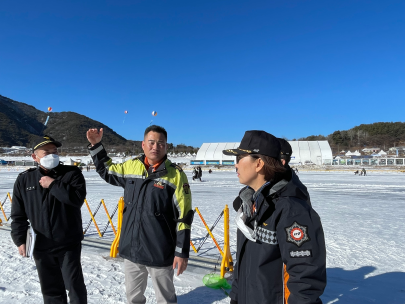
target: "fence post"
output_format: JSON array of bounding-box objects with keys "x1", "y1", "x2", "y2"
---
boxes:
[
  {"x1": 110, "y1": 197, "x2": 125, "y2": 258},
  {"x1": 195, "y1": 207, "x2": 224, "y2": 257},
  {"x1": 221, "y1": 205, "x2": 233, "y2": 278},
  {"x1": 83, "y1": 199, "x2": 103, "y2": 237}
]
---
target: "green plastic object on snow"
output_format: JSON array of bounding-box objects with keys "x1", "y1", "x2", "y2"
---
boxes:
[{"x1": 203, "y1": 273, "x2": 232, "y2": 290}]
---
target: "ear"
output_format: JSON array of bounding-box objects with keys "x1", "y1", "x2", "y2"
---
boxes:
[
  {"x1": 141, "y1": 141, "x2": 145, "y2": 151},
  {"x1": 255, "y1": 158, "x2": 265, "y2": 173},
  {"x1": 31, "y1": 153, "x2": 38, "y2": 162}
]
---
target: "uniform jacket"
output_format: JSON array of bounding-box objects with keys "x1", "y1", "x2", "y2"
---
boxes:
[
  {"x1": 89, "y1": 143, "x2": 192, "y2": 267},
  {"x1": 230, "y1": 171, "x2": 326, "y2": 304},
  {"x1": 10, "y1": 165, "x2": 86, "y2": 251}
]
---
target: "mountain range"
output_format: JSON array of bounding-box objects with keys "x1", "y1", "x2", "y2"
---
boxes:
[{"x1": 0, "y1": 94, "x2": 133, "y2": 149}]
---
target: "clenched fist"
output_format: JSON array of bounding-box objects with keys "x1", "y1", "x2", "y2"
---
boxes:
[
  {"x1": 87, "y1": 128, "x2": 104, "y2": 146},
  {"x1": 39, "y1": 176, "x2": 55, "y2": 188}
]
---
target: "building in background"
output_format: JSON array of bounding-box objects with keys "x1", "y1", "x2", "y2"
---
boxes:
[{"x1": 193, "y1": 141, "x2": 333, "y2": 166}]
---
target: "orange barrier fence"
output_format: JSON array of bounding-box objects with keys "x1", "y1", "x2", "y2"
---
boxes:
[{"x1": 0, "y1": 193, "x2": 12, "y2": 222}]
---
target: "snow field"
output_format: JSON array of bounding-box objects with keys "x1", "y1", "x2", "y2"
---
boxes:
[{"x1": 0, "y1": 170, "x2": 405, "y2": 303}]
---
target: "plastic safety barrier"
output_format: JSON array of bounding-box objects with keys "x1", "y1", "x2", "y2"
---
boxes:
[
  {"x1": 83, "y1": 199, "x2": 103, "y2": 237},
  {"x1": 110, "y1": 197, "x2": 124, "y2": 258},
  {"x1": 220, "y1": 205, "x2": 233, "y2": 278},
  {"x1": 101, "y1": 199, "x2": 117, "y2": 236},
  {"x1": 195, "y1": 207, "x2": 224, "y2": 257},
  {"x1": 83, "y1": 198, "x2": 122, "y2": 238}
]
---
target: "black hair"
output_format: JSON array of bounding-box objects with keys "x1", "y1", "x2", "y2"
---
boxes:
[
  {"x1": 144, "y1": 125, "x2": 167, "y2": 140},
  {"x1": 249, "y1": 154, "x2": 286, "y2": 181}
]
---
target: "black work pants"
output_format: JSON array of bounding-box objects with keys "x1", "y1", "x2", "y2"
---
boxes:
[{"x1": 34, "y1": 242, "x2": 87, "y2": 304}]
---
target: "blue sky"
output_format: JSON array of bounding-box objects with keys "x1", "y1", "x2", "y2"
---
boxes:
[{"x1": 1, "y1": 0, "x2": 404, "y2": 146}]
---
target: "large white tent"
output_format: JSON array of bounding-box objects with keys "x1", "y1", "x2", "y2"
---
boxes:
[{"x1": 193, "y1": 141, "x2": 333, "y2": 165}]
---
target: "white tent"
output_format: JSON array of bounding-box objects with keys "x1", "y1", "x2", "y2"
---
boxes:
[
  {"x1": 352, "y1": 150, "x2": 362, "y2": 156},
  {"x1": 195, "y1": 141, "x2": 333, "y2": 165},
  {"x1": 379, "y1": 150, "x2": 387, "y2": 156},
  {"x1": 345, "y1": 151, "x2": 353, "y2": 156}
]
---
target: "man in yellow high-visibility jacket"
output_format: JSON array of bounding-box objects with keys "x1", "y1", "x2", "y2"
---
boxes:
[{"x1": 87, "y1": 125, "x2": 193, "y2": 304}]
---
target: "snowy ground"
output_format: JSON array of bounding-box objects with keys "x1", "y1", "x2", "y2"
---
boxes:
[{"x1": 0, "y1": 169, "x2": 405, "y2": 303}]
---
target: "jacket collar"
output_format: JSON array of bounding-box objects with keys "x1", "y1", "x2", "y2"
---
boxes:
[{"x1": 138, "y1": 154, "x2": 169, "y2": 179}]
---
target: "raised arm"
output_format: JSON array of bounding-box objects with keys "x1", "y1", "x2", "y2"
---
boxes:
[{"x1": 87, "y1": 128, "x2": 127, "y2": 188}]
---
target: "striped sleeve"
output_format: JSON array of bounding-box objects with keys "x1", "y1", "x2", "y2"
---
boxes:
[
  {"x1": 173, "y1": 171, "x2": 192, "y2": 258},
  {"x1": 89, "y1": 142, "x2": 127, "y2": 188}
]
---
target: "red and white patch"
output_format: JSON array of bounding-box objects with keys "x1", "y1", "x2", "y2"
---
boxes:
[
  {"x1": 290, "y1": 227, "x2": 304, "y2": 241},
  {"x1": 153, "y1": 181, "x2": 164, "y2": 189},
  {"x1": 285, "y1": 222, "x2": 310, "y2": 247}
]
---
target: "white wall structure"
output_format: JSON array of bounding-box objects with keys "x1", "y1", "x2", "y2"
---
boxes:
[
  {"x1": 289, "y1": 141, "x2": 333, "y2": 165},
  {"x1": 192, "y1": 142, "x2": 239, "y2": 165},
  {"x1": 194, "y1": 141, "x2": 333, "y2": 165}
]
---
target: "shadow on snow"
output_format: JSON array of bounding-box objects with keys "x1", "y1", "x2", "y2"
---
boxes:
[
  {"x1": 178, "y1": 285, "x2": 228, "y2": 304},
  {"x1": 322, "y1": 266, "x2": 405, "y2": 304}
]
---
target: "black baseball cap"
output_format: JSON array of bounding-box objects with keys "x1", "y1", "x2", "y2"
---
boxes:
[
  {"x1": 277, "y1": 138, "x2": 292, "y2": 158},
  {"x1": 32, "y1": 135, "x2": 62, "y2": 152},
  {"x1": 223, "y1": 130, "x2": 281, "y2": 159}
]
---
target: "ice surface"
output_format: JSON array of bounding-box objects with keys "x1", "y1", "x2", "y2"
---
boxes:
[{"x1": 0, "y1": 169, "x2": 404, "y2": 303}]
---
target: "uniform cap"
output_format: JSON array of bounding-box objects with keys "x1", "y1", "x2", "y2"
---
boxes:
[
  {"x1": 277, "y1": 138, "x2": 292, "y2": 157},
  {"x1": 222, "y1": 130, "x2": 281, "y2": 159},
  {"x1": 32, "y1": 135, "x2": 62, "y2": 152}
]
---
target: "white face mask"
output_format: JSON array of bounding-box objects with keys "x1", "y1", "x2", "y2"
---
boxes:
[{"x1": 39, "y1": 154, "x2": 60, "y2": 169}]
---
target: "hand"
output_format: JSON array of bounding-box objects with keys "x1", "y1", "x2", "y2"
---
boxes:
[
  {"x1": 87, "y1": 128, "x2": 104, "y2": 146},
  {"x1": 172, "y1": 257, "x2": 188, "y2": 276},
  {"x1": 39, "y1": 176, "x2": 55, "y2": 188},
  {"x1": 18, "y1": 244, "x2": 26, "y2": 257}
]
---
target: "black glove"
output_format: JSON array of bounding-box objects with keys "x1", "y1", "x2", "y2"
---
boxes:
[{"x1": 230, "y1": 299, "x2": 238, "y2": 304}]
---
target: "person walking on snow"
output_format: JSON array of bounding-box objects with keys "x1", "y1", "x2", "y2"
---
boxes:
[
  {"x1": 10, "y1": 135, "x2": 87, "y2": 304},
  {"x1": 87, "y1": 125, "x2": 193, "y2": 304},
  {"x1": 197, "y1": 166, "x2": 202, "y2": 181},
  {"x1": 224, "y1": 131, "x2": 326, "y2": 304},
  {"x1": 192, "y1": 167, "x2": 198, "y2": 181}
]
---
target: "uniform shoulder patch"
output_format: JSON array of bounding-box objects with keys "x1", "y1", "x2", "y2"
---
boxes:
[
  {"x1": 285, "y1": 221, "x2": 310, "y2": 247},
  {"x1": 18, "y1": 167, "x2": 37, "y2": 176},
  {"x1": 170, "y1": 163, "x2": 183, "y2": 172},
  {"x1": 183, "y1": 183, "x2": 190, "y2": 194}
]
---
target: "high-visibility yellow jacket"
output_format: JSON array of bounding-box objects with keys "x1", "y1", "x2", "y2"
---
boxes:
[{"x1": 89, "y1": 143, "x2": 192, "y2": 267}]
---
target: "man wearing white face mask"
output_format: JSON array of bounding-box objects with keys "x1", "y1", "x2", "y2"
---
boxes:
[{"x1": 10, "y1": 135, "x2": 87, "y2": 304}]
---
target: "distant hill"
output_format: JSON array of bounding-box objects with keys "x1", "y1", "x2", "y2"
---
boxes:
[
  {"x1": 296, "y1": 122, "x2": 405, "y2": 153},
  {"x1": 0, "y1": 95, "x2": 132, "y2": 149}
]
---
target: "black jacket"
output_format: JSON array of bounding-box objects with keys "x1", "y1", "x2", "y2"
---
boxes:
[
  {"x1": 230, "y1": 171, "x2": 326, "y2": 304},
  {"x1": 89, "y1": 143, "x2": 192, "y2": 267},
  {"x1": 10, "y1": 165, "x2": 86, "y2": 251}
]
